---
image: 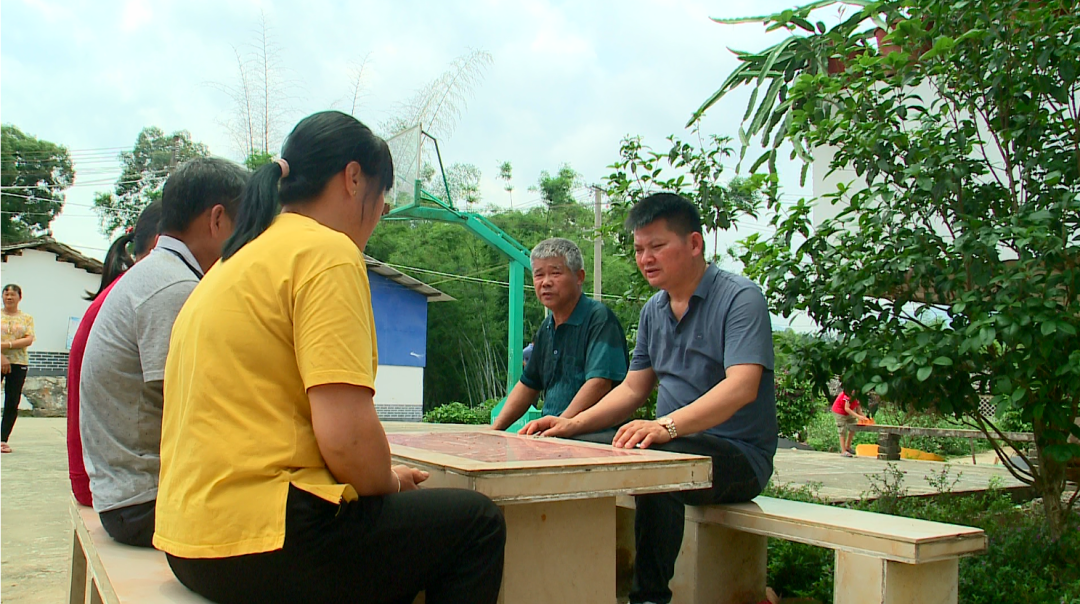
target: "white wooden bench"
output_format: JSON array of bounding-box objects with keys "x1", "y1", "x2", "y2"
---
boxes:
[
  {"x1": 68, "y1": 498, "x2": 210, "y2": 604},
  {"x1": 615, "y1": 495, "x2": 986, "y2": 604},
  {"x1": 69, "y1": 498, "x2": 427, "y2": 604}
]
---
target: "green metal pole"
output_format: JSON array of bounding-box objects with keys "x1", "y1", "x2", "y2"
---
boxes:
[{"x1": 507, "y1": 261, "x2": 524, "y2": 393}]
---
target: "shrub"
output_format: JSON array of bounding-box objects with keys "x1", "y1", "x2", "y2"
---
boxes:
[
  {"x1": 762, "y1": 481, "x2": 834, "y2": 602},
  {"x1": 775, "y1": 370, "x2": 822, "y2": 441},
  {"x1": 422, "y1": 400, "x2": 496, "y2": 425}
]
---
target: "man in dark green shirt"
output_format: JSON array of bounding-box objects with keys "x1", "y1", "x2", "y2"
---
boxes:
[{"x1": 492, "y1": 238, "x2": 629, "y2": 429}]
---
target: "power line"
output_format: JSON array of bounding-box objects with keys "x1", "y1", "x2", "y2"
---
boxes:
[
  {"x1": 1, "y1": 174, "x2": 167, "y2": 191},
  {"x1": 383, "y1": 261, "x2": 642, "y2": 302},
  {"x1": 3, "y1": 145, "x2": 128, "y2": 156}
]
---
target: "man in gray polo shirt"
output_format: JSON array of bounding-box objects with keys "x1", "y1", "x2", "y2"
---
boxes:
[
  {"x1": 80, "y1": 157, "x2": 248, "y2": 547},
  {"x1": 522, "y1": 193, "x2": 776, "y2": 604}
]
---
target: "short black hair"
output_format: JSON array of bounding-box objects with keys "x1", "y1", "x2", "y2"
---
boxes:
[
  {"x1": 159, "y1": 157, "x2": 249, "y2": 234},
  {"x1": 2, "y1": 284, "x2": 21, "y2": 297},
  {"x1": 624, "y1": 192, "x2": 702, "y2": 237}
]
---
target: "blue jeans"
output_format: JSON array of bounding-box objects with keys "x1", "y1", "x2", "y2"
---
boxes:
[{"x1": 574, "y1": 430, "x2": 763, "y2": 604}]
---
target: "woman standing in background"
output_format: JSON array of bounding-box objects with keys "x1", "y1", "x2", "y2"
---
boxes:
[{"x1": 2, "y1": 284, "x2": 35, "y2": 453}]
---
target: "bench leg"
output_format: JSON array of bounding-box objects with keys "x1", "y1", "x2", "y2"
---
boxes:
[
  {"x1": 835, "y1": 551, "x2": 958, "y2": 604},
  {"x1": 671, "y1": 519, "x2": 767, "y2": 604},
  {"x1": 615, "y1": 505, "x2": 635, "y2": 598},
  {"x1": 68, "y1": 527, "x2": 88, "y2": 604},
  {"x1": 89, "y1": 578, "x2": 105, "y2": 604},
  {"x1": 877, "y1": 433, "x2": 901, "y2": 461}
]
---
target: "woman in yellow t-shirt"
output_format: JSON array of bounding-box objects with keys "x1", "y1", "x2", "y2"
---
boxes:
[
  {"x1": 2, "y1": 284, "x2": 35, "y2": 453},
  {"x1": 155, "y1": 111, "x2": 505, "y2": 604}
]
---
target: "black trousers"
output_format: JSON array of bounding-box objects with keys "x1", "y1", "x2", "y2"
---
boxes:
[
  {"x1": 575, "y1": 429, "x2": 763, "y2": 604},
  {"x1": 99, "y1": 500, "x2": 156, "y2": 548},
  {"x1": 1, "y1": 364, "x2": 28, "y2": 443},
  {"x1": 167, "y1": 485, "x2": 506, "y2": 604}
]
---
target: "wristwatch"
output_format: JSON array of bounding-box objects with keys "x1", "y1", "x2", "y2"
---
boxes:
[{"x1": 657, "y1": 416, "x2": 678, "y2": 440}]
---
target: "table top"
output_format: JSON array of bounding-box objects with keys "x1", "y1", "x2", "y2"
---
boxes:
[{"x1": 387, "y1": 430, "x2": 713, "y2": 504}]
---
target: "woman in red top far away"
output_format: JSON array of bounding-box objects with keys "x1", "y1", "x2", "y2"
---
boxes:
[
  {"x1": 831, "y1": 388, "x2": 869, "y2": 457},
  {"x1": 67, "y1": 201, "x2": 162, "y2": 506}
]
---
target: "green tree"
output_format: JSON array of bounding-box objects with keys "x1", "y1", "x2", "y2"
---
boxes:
[
  {"x1": 421, "y1": 162, "x2": 482, "y2": 208},
  {"x1": 245, "y1": 149, "x2": 274, "y2": 170},
  {"x1": 603, "y1": 132, "x2": 768, "y2": 302},
  {"x1": 497, "y1": 160, "x2": 514, "y2": 206},
  {"x1": 706, "y1": 0, "x2": 1080, "y2": 536},
  {"x1": 535, "y1": 164, "x2": 580, "y2": 209},
  {"x1": 367, "y1": 203, "x2": 643, "y2": 410},
  {"x1": 445, "y1": 163, "x2": 481, "y2": 208},
  {"x1": 1, "y1": 125, "x2": 75, "y2": 242},
  {"x1": 92, "y1": 127, "x2": 209, "y2": 235}
]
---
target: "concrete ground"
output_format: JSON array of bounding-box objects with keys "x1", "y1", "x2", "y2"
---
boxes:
[
  {"x1": 769, "y1": 446, "x2": 1027, "y2": 503},
  {"x1": 1, "y1": 417, "x2": 71, "y2": 604},
  {"x1": 0, "y1": 418, "x2": 1030, "y2": 603}
]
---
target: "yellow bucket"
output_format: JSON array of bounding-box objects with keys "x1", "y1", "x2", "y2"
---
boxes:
[{"x1": 852, "y1": 444, "x2": 945, "y2": 462}]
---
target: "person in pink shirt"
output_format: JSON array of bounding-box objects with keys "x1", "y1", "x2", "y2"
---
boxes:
[
  {"x1": 67, "y1": 201, "x2": 162, "y2": 506},
  {"x1": 832, "y1": 388, "x2": 869, "y2": 457}
]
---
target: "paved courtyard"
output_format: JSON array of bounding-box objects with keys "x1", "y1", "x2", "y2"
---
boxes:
[
  {"x1": 1, "y1": 418, "x2": 1027, "y2": 602},
  {"x1": 769, "y1": 446, "x2": 1027, "y2": 503},
  {"x1": 1, "y1": 418, "x2": 71, "y2": 604}
]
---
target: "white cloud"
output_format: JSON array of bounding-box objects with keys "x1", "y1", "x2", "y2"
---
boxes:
[
  {"x1": 119, "y1": 0, "x2": 153, "y2": 33},
  {"x1": 4, "y1": 0, "x2": 813, "y2": 260}
]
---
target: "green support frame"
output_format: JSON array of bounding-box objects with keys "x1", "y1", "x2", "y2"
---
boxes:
[{"x1": 384, "y1": 181, "x2": 532, "y2": 393}]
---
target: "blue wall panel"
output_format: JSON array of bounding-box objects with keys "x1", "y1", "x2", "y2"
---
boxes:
[{"x1": 369, "y1": 272, "x2": 428, "y2": 367}]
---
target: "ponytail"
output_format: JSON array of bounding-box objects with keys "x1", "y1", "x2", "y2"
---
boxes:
[
  {"x1": 86, "y1": 231, "x2": 135, "y2": 301},
  {"x1": 220, "y1": 110, "x2": 394, "y2": 260},
  {"x1": 222, "y1": 161, "x2": 284, "y2": 260},
  {"x1": 84, "y1": 199, "x2": 163, "y2": 301}
]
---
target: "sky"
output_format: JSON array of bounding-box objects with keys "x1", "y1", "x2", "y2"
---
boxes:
[{"x1": 2, "y1": 0, "x2": 822, "y2": 328}]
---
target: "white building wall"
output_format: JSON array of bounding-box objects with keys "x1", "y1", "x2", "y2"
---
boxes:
[
  {"x1": 1, "y1": 249, "x2": 99, "y2": 353},
  {"x1": 811, "y1": 79, "x2": 1004, "y2": 245},
  {"x1": 811, "y1": 144, "x2": 866, "y2": 227},
  {"x1": 373, "y1": 364, "x2": 425, "y2": 422}
]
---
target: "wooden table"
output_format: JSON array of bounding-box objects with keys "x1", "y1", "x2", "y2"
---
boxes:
[{"x1": 384, "y1": 429, "x2": 712, "y2": 604}]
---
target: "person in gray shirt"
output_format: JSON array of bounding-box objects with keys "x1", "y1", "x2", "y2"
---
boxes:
[
  {"x1": 80, "y1": 157, "x2": 248, "y2": 547},
  {"x1": 522, "y1": 193, "x2": 777, "y2": 604}
]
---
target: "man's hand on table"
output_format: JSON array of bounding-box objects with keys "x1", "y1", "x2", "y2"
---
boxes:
[
  {"x1": 518, "y1": 416, "x2": 581, "y2": 438},
  {"x1": 613, "y1": 420, "x2": 672, "y2": 450},
  {"x1": 392, "y1": 465, "x2": 430, "y2": 492}
]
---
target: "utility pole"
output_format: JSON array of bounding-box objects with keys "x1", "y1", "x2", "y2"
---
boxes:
[
  {"x1": 169, "y1": 135, "x2": 181, "y2": 170},
  {"x1": 593, "y1": 187, "x2": 602, "y2": 301}
]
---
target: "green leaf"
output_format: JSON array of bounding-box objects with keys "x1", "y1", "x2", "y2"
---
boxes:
[
  {"x1": 747, "y1": 77, "x2": 785, "y2": 138},
  {"x1": 917, "y1": 366, "x2": 932, "y2": 382},
  {"x1": 932, "y1": 356, "x2": 953, "y2": 366},
  {"x1": 689, "y1": 59, "x2": 758, "y2": 126},
  {"x1": 742, "y1": 86, "x2": 760, "y2": 122},
  {"x1": 1043, "y1": 444, "x2": 1080, "y2": 464},
  {"x1": 758, "y1": 36, "x2": 798, "y2": 86}
]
